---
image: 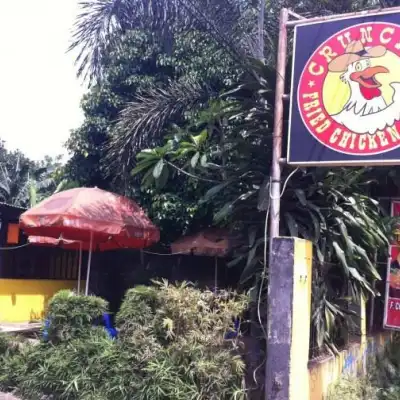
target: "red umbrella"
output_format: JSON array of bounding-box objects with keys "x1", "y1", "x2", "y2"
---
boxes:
[
  {"x1": 170, "y1": 229, "x2": 240, "y2": 292},
  {"x1": 27, "y1": 235, "x2": 119, "y2": 251},
  {"x1": 170, "y1": 229, "x2": 233, "y2": 257},
  {"x1": 21, "y1": 188, "x2": 159, "y2": 294}
]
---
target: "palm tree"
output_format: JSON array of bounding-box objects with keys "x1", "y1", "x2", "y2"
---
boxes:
[
  {"x1": 0, "y1": 155, "x2": 30, "y2": 207},
  {"x1": 0, "y1": 154, "x2": 74, "y2": 208},
  {"x1": 0, "y1": 161, "x2": 55, "y2": 208},
  {"x1": 70, "y1": 0, "x2": 263, "y2": 82}
]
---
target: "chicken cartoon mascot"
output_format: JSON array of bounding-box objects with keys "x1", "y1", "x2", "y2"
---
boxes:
[{"x1": 328, "y1": 40, "x2": 400, "y2": 135}]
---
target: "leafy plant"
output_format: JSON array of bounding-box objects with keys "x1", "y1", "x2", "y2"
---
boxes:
[
  {"x1": 327, "y1": 335, "x2": 400, "y2": 400},
  {"x1": 0, "y1": 334, "x2": 33, "y2": 393},
  {"x1": 327, "y1": 376, "x2": 380, "y2": 400},
  {"x1": 0, "y1": 283, "x2": 248, "y2": 399},
  {"x1": 117, "y1": 280, "x2": 248, "y2": 400},
  {"x1": 45, "y1": 290, "x2": 109, "y2": 343}
]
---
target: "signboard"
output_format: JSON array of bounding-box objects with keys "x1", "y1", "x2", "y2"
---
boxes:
[
  {"x1": 384, "y1": 200, "x2": 400, "y2": 329},
  {"x1": 288, "y1": 10, "x2": 400, "y2": 166}
]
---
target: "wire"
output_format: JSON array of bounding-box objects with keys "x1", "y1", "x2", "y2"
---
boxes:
[
  {"x1": 252, "y1": 204, "x2": 270, "y2": 385},
  {"x1": 253, "y1": 167, "x2": 300, "y2": 385},
  {"x1": 0, "y1": 243, "x2": 30, "y2": 251},
  {"x1": 269, "y1": 167, "x2": 300, "y2": 200},
  {"x1": 142, "y1": 250, "x2": 187, "y2": 256}
]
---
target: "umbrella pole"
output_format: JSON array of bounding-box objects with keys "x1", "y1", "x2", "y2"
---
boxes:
[
  {"x1": 214, "y1": 257, "x2": 218, "y2": 293},
  {"x1": 77, "y1": 242, "x2": 83, "y2": 294},
  {"x1": 85, "y1": 232, "x2": 94, "y2": 296}
]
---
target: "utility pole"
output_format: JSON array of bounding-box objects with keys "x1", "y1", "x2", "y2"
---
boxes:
[{"x1": 268, "y1": 8, "x2": 288, "y2": 245}]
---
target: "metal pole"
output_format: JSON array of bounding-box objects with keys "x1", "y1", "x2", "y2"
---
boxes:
[
  {"x1": 287, "y1": 9, "x2": 305, "y2": 20},
  {"x1": 77, "y1": 242, "x2": 82, "y2": 294},
  {"x1": 269, "y1": 8, "x2": 288, "y2": 245},
  {"x1": 85, "y1": 232, "x2": 94, "y2": 296},
  {"x1": 266, "y1": 8, "x2": 288, "y2": 400},
  {"x1": 286, "y1": 6, "x2": 400, "y2": 27}
]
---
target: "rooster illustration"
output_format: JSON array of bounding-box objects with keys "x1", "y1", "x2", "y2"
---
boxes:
[{"x1": 328, "y1": 40, "x2": 400, "y2": 135}]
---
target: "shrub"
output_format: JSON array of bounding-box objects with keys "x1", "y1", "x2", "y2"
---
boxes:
[
  {"x1": 0, "y1": 282, "x2": 248, "y2": 400},
  {"x1": 46, "y1": 289, "x2": 108, "y2": 343},
  {"x1": 327, "y1": 376, "x2": 379, "y2": 400},
  {"x1": 328, "y1": 335, "x2": 400, "y2": 400},
  {"x1": 116, "y1": 280, "x2": 248, "y2": 400},
  {"x1": 116, "y1": 284, "x2": 159, "y2": 341},
  {"x1": 0, "y1": 334, "x2": 23, "y2": 358},
  {"x1": 16, "y1": 329, "x2": 123, "y2": 400},
  {"x1": 0, "y1": 334, "x2": 33, "y2": 393}
]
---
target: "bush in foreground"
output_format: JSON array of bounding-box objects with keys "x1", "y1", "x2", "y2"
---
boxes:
[
  {"x1": 116, "y1": 280, "x2": 248, "y2": 399},
  {"x1": 0, "y1": 282, "x2": 248, "y2": 400},
  {"x1": 45, "y1": 289, "x2": 108, "y2": 343}
]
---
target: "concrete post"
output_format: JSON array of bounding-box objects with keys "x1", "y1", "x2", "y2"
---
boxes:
[{"x1": 266, "y1": 237, "x2": 313, "y2": 400}]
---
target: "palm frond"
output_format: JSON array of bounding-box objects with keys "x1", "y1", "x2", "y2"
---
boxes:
[
  {"x1": 71, "y1": 0, "x2": 260, "y2": 83},
  {"x1": 106, "y1": 79, "x2": 211, "y2": 173},
  {"x1": 70, "y1": 0, "x2": 126, "y2": 82}
]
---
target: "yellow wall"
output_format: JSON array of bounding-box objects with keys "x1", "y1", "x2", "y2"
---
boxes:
[
  {"x1": 309, "y1": 332, "x2": 392, "y2": 400},
  {"x1": 290, "y1": 239, "x2": 313, "y2": 400},
  {"x1": 0, "y1": 279, "x2": 80, "y2": 322}
]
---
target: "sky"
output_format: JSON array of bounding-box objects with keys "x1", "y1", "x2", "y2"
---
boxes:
[{"x1": 0, "y1": 0, "x2": 85, "y2": 161}]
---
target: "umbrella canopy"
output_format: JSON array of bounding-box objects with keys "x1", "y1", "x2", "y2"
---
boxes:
[
  {"x1": 21, "y1": 187, "x2": 159, "y2": 295},
  {"x1": 28, "y1": 235, "x2": 87, "y2": 250},
  {"x1": 28, "y1": 235, "x2": 117, "y2": 252},
  {"x1": 20, "y1": 187, "x2": 159, "y2": 248},
  {"x1": 171, "y1": 229, "x2": 241, "y2": 293},
  {"x1": 170, "y1": 229, "x2": 236, "y2": 257}
]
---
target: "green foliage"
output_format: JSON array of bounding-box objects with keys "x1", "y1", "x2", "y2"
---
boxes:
[
  {"x1": 0, "y1": 142, "x2": 67, "y2": 208},
  {"x1": 0, "y1": 283, "x2": 247, "y2": 399},
  {"x1": 0, "y1": 334, "x2": 33, "y2": 393},
  {"x1": 4, "y1": 330, "x2": 119, "y2": 400},
  {"x1": 70, "y1": 0, "x2": 252, "y2": 83},
  {"x1": 0, "y1": 334, "x2": 25, "y2": 360},
  {"x1": 45, "y1": 290, "x2": 109, "y2": 343},
  {"x1": 327, "y1": 376, "x2": 380, "y2": 400},
  {"x1": 327, "y1": 336, "x2": 400, "y2": 399},
  {"x1": 370, "y1": 335, "x2": 400, "y2": 397},
  {"x1": 66, "y1": 29, "x2": 238, "y2": 188},
  {"x1": 116, "y1": 280, "x2": 248, "y2": 399}
]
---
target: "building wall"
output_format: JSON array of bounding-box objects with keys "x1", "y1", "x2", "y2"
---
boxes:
[
  {"x1": 0, "y1": 279, "x2": 80, "y2": 322},
  {"x1": 309, "y1": 332, "x2": 392, "y2": 400}
]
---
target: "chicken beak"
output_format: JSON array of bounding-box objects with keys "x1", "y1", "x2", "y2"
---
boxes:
[
  {"x1": 350, "y1": 65, "x2": 389, "y2": 88},
  {"x1": 361, "y1": 65, "x2": 389, "y2": 78}
]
